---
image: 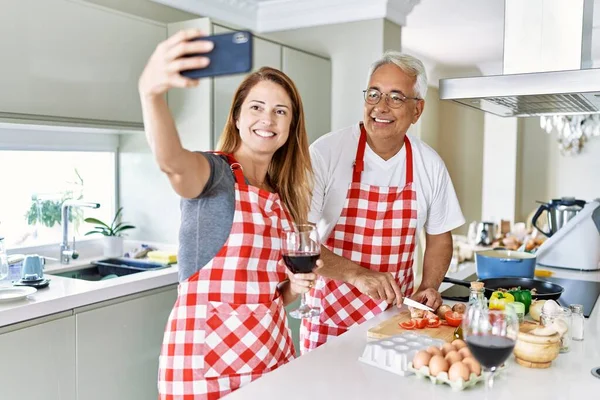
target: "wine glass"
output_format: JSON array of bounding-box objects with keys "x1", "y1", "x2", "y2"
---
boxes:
[
  {"x1": 462, "y1": 306, "x2": 519, "y2": 392},
  {"x1": 282, "y1": 224, "x2": 321, "y2": 319}
]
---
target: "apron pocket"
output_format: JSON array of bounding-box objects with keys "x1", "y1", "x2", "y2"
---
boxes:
[{"x1": 201, "y1": 298, "x2": 292, "y2": 378}]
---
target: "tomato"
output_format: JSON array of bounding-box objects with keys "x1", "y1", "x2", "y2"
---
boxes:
[
  {"x1": 399, "y1": 320, "x2": 416, "y2": 330},
  {"x1": 427, "y1": 319, "x2": 442, "y2": 328},
  {"x1": 445, "y1": 311, "x2": 464, "y2": 327},
  {"x1": 414, "y1": 318, "x2": 428, "y2": 329}
]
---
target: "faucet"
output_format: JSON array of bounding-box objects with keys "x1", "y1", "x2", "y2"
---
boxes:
[{"x1": 60, "y1": 200, "x2": 101, "y2": 264}]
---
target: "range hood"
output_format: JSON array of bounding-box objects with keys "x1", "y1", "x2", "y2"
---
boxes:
[{"x1": 439, "y1": 0, "x2": 600, "y2": 117}]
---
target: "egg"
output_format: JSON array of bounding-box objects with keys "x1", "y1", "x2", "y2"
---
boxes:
[
  {"x1": 412, "y1": 350, "x2": 432, "y2": 369},
  {"x1": 458, "y1": 347, "x2": 472, "y2": 359},
  {"x1": 448, "y1": 361, "x2": 471, "y2": 382},
  {"x1": 428, "y1": 355, "x2": 450, "y2": 377},
  {"x1": 451, "y1": 339, "x2": 467, "y2": 350},
  {"x1": 442, "y1": 342, "x2": 456, "y2": 356},
  {"x1": 462, "y1": 357, "x2": 482, "y2": 376},
  {"x1": 444, "y1": 350, "x2": 463, "y2": 365},
  {"x1": 426, "y1": 346, "x2": 443, "y2": 356}
]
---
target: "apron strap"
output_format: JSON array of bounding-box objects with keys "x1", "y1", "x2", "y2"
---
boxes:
[
  {"x1": 352, "y1": 122, "x2": 414, "y2": 185},
  {"x1": 209, "y1": 151, "x2": 246, "y2": 185},
  {"x1": 352, "y1": 124, "x2": 368, "y2": 183}
]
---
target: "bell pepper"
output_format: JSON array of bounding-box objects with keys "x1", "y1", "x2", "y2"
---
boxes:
[
  {"x1": 489, "y1": 291, "x2": 515, "y2": 310},
  {"x1": 509, "y1": 288, "x2": 532, "y2": 314}
]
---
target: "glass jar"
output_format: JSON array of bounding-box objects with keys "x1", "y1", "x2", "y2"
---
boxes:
[
  {"x1": 541, "y1": 306, "x2": 572, "y2": 353},
  {"x1": 506, "y1": 302, "x2": 525, "y2": 324},
  {"x1": 569, "y1": 304, "x2": 585, "y2": 341},
  {"x1": 468, "y1": 281, "x2": 488, "y2": 310}
]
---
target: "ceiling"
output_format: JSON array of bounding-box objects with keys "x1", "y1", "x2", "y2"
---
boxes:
[{"x1": 151, "y1": 0, "x2": 600, "y2": 75}]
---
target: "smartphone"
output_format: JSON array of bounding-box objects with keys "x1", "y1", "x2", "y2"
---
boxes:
[{"x1": 180, "y1": 31, "x2": 253, "y2": 79}]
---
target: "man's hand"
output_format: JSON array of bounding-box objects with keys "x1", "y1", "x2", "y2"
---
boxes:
[
  {"x1": 350, "y1": 270, "x2": 404, "y2": 306},
  {"x1": 411, "y1": 287, "x2": 443, "y2": 310}
]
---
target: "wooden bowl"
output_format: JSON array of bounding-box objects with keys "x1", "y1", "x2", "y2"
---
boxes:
[{"x1": 513, "y1": 322, "x2": 560, "y2": 368}]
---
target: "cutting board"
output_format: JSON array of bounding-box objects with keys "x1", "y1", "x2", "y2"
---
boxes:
[{"x1": 367, "y1": 310, "x2": 456, "y2": 342}]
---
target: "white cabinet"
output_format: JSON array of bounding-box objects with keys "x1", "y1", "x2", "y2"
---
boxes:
[
  {"x1": 75, "y1": 286, "x2": 177, "y2": 400},
  {"x1": 166, "y1": 18, "x2": 213, "y2": 151},
  {"x1": 212, "y1": 24, "x2": 283, "y2": 147},
  {"x1": 0, "y1": 0, "x2": 165, "y2": 125},
  {"x1": 0, "y1": 313, "x2": 76, "y2": 400},
  {"x1": 282, "y1": 48, "x2": 332, "y2": 143}
]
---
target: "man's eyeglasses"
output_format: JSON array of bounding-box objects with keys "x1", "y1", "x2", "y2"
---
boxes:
[{"x1": 363, "y1": 88, "x2": 420, "y2": 108}]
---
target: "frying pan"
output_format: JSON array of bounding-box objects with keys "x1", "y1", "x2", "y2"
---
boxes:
[{"x1": 443, "y1": 277, "x2": 564, "y2": 301}]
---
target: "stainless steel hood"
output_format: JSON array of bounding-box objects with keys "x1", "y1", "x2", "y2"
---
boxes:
[{"x1": 439, "y1": 0, "x2": 600, "y2": 117}]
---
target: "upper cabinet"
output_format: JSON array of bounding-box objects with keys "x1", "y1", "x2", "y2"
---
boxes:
[
  {"x1": 166, "y1": 18, "x2": 213, "y2": 151},
  {"x1": 282, "y1": 48, "x2": 332, "y2": 143},
  {"x1": 212, "y1": 24, "x2": 283, "y2": 147},
  {"x1": 0, "y1": 0, "x2": 165, "y2": 126}
]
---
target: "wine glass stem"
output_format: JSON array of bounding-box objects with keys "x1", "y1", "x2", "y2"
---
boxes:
[
  {"x1": 484, "y1": 367, "x2": 496, "y2": 391},
  {"x1": 300, "y1": 292, "x2": 308, "y2": 309}
]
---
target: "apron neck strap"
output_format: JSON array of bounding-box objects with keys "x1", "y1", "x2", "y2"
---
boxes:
[
  {"x1": 353, "y1": 122, "x2": 414, "y2": 185},
  {"x1": 210, "y1": 151, "x2": 246, "y2": 185}
]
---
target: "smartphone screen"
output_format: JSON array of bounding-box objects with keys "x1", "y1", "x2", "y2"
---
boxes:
[{"x1": 180, "y1": 31, "x2": 253, "y2": 79}]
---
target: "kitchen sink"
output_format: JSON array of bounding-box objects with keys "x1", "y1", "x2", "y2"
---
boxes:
[{"x1": 49, "y1": 258, "x2": 170, "y2": 282}]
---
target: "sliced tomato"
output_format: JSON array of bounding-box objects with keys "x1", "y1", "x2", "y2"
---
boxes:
[
  {"x1": 427, "y1": 319, "x2": 442, "y2": 328},
  {"x1": 445, "y1": 311, "x2": 464, "y2": 327},
  {"x1": 399, "y1": 320, "x2": 416, "y2": 330},
  {"x1": 414, "y1": 318, "x2": 428, "y2": 329}
]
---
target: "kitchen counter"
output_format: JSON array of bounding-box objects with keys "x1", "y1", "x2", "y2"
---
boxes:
[
  {"x1": 0, "y1": 256, "x2": 179, "y2": 328},
  {"x1": 226, "y1": 264, "x2": 600, "y2": 400}
]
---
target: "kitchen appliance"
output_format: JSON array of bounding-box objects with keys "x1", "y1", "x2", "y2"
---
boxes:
[
  {"x1": 475, "y1": 249, "x2": 536, "y2": 279},
  {"x1": 532, "y1": 197, "x2": 586, "y2": 237},
  {"x1": 20, "y1": 255, "x2": 45, "y2": 281},
  {"x1": 443, "y1": 276, "x2": 564, "y2": 301},
  {"x1": 467, "y1": 221, "x2": 498, "y2": 246},
  {"x1": 442, "y1": 274, "x2": 600, "y2": 317},
  {"x1": 535, "y1": 200, "x2": 600, "y2": 271},
  {"x1": 17, "y1": 255, "x2": 50, "y2": 288},
  {"x1": 439, "y1": 0, "x2": 600, "y2": 117}
]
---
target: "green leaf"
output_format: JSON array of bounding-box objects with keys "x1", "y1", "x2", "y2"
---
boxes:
[
  {"x1": 112, "y1": 221, "x2": 135, "y2": 232},
  {"x1": 84, "y1": 230, "x2": 106, "y2": 236},
  {"x1": 113, "y1": 224, "x2": 135, "y2": 234},
  {"x1": 84, "y1": 218, "x2": 110, "y2": 229},
  {"x1": 110, "y1": 207, "x2": 124, "y2": 231}
]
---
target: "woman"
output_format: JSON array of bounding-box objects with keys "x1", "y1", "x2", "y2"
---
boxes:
[{"x1": 138, "y1": 29, "x2": 319, "y2": 400}]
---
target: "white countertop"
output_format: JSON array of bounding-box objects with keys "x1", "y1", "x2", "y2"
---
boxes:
[
  {"x1": 226, "y1": 263, "x2": 600, "y2": 400},
  {"x1": 0, "y1": 255, "x2": 179, "y2": 328}
]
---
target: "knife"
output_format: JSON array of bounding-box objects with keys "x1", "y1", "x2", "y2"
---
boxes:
[{"x1": 403, "y1": 297, "x2": 434, "y2": 312}]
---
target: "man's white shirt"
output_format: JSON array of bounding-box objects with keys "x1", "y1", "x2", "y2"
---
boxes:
[{"x1": 309, "y1": 123, "x2": 466, "y2": 242}]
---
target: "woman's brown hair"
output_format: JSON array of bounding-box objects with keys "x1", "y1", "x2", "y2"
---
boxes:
[{"x1": 217, "y1": 67, "x2": 313, "y2": 224}]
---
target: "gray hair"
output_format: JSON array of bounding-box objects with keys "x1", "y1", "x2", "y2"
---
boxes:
[{"x1": 366, "y1": 51, "x2": 428, "y2": 100}]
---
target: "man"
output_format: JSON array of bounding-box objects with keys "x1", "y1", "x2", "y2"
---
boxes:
[{"x1": 301, "y1": 51, "x2": 465, "y2": 353}]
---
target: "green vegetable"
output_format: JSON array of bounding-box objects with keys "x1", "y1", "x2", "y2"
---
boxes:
[{"x1": 509, "y1": 288, "x2": 532, "y2": 315}]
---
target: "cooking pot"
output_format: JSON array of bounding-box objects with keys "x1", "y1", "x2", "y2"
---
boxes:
[{"x1": 475, "y1": 249, "x2": 536, "y2": 279}]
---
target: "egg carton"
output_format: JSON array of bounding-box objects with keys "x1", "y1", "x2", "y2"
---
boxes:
[
  {"x1": 359, "y1": 333, "x2": 445, "y2": 376},
  {"x1": 408, "y1": 363, "x2": 484, "y2": 391}
]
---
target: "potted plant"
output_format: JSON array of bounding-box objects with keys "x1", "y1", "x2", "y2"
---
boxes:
[{"x1": 84, "y1": 207, "x2": 135, "y2": 257}]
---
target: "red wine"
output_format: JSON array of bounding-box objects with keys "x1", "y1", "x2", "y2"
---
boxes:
[
  {"x1": 465, "y1": 335, "x2": 515, "y2": 369},
  {"x1": 283, "y1": 252, "x2": 319, "y2": 273}
]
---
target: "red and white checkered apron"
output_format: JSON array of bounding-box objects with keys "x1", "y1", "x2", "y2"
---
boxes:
[
  {"x1": 301, "y1": 123, "x2": 417, "y2": 353},
  {"x1": 158, "y1": 154, "x2": 296, "y2": 400}
]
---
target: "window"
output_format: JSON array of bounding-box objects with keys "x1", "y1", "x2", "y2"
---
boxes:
[{"x1": 0, "y1": 151, "x2": 116, "y2": 249}]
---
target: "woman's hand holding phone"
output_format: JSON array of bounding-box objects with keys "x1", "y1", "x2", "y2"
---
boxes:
[{"x1": 138, "y1": 29, "x2": 213, "y2": 98}]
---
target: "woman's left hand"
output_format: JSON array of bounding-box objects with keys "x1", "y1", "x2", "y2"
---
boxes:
[{"x1": 280, "y1": 259, "x2": 323, "y2": 296}]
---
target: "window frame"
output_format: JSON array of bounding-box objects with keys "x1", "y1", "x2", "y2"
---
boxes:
[{"x1": 0, "y1": 122, "x2": 122, "y2": 253}]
